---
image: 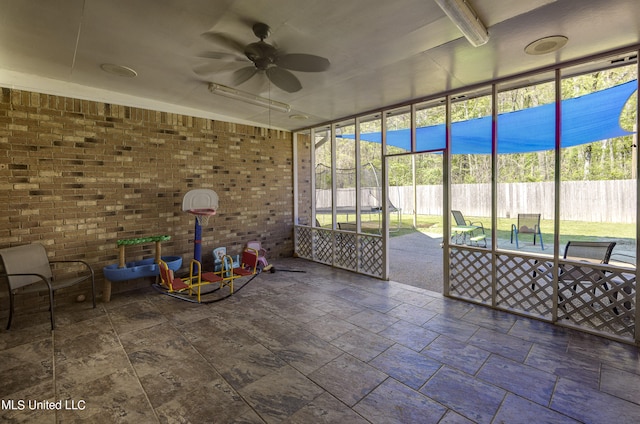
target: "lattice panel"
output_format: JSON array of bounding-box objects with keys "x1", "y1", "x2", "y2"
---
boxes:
[
  {"x1": 496, "y1": 253, "x2": 554, "y2": 318},
  {"x1": 295, "y1": 226, "x2": 312, "y2": 259},
  {"x1": 313, "y1": 228, "x2": 334, "y2": 264},
  {"x1": 449, "y1": 247, "x2": 492, "y2": 303},
  {"x1": 359, "y1": 234, "x2": 383, "y2": 278},
  {"x1": 557, "y1": 263, "x2": 635, "y2": 338},
  {"x1": 335, "y1": 232, "x2": 358, "y2": 270},
  {"x1": 299, "y1": 225, "x2": 636, "y2": 342},
  {"x1": 294, "y1": 225, "x2": 383, "y2": 278}
]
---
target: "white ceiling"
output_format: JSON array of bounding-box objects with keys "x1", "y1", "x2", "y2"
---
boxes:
[{"x1": 1, "y1": 0, "x2": 639, "y2": 131}]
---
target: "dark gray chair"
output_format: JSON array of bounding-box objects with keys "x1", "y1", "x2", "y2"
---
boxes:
[
  {"x1": 0, "y1": 243, "x2": 95, "y2": 330},
  {"x1": 558, "y1": 241, "x2": 617, "y2": 312},
  {"x1": 563, "y1": 241, "x2": 616, "y2": 264}
]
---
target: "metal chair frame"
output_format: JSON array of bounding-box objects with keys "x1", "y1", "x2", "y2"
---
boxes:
[
  {"x1": 511, "y1": 213, "x2": 544, "y2": 249},
  {"x1": 0, "y1": 243, "x2": 96, "y2": 330},
  {"x1": 451, "y1": 210, "x2": 486, "y2": 247}
]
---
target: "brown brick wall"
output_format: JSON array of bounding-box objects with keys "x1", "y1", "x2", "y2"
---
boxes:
[
  {"x1": 296, "y1": 133, "x2": 313, "y2": 226},
  {"x1": 0, "y1": 87, "x2": 294, "y2": 315}
]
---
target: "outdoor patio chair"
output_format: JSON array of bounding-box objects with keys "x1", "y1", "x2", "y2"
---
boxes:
[
  {"x1": 557, "y1": 241, "x2": 619, "y2": 313},
  {"x1": 0, "y1": 243, "x2": 96, "y2": 330},
  {"x1": 511, "y1": 213, "x2": 544, "y2": 249},
  {"x1": 563, "y1": 241, "x2": 616, "y2": 264},
  {"x1": 451, "y1": 210, "x2": 486, "y2": 247},
  {"x1": 532, "y1": 240, "x2": 615, "y2": 287}
]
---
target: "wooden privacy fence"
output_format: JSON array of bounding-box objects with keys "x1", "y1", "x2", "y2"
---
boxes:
[
  {"x1": 317, "y1": 180, "x2": 636, "y2": 223},
  {"x1": 407, "y1": 180, "x2": 635, "y2": 223}
]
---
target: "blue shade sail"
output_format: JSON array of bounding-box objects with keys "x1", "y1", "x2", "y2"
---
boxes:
[{"x1": 342, "y1": 80, "x2": 637, "y2": 154}]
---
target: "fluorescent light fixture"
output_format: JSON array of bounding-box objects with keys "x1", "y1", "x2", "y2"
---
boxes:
[
  {"x1": 208, "y1": 83, "x2": 291, "y2": 113},
  {"x1": 434, "y1": 0, "x2": 489, "y2": 47}
]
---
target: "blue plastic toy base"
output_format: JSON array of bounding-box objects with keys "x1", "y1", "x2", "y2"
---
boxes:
[{"x1": 103, "y1": 256, "x2": 182, "y2": 282}]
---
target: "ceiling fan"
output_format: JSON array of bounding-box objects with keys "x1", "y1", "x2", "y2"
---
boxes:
[{"x1": 199, "y1": 22, "x2": 330, "y2": 93}]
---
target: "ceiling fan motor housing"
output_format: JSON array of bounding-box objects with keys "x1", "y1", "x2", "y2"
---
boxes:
[{"x1": 245, "y1": 41, "x2": 278, "y2": 70}]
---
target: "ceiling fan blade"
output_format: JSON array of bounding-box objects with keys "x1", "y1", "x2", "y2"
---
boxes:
[
  {"x1": 266, "y1": 67, "x2": 302, "y2": 93},
  {"x1": 193, "y1": 62, "x2": 222, "y2": 76},
  {"x1": 232, "y1": 66, "x2": 258, "y2": 86},
  {"x1": 197, "y1": 51, "x2": 248, "y2": 62},
  {"x1": 193, "y1": 59, "x2": 249, "y2": 77},
  {"x1": 201, "y1": 31, "x2": 246, "y2": 54},
  {"x1": 276, "y1": 53, "x2": 330, "y2": 72}
]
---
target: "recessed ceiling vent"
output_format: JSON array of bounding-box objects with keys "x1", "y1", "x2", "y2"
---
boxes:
[
  {"x1": 100, "y1": 63, "x2": 138, "y2": 78},
  {"x1": 524, "y1": 36, "x2": 568, "y2": 55}
]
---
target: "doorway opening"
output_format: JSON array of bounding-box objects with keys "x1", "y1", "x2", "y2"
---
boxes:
[{"x1": 387, "y1": 152, "x2": 444, "y2": 293}]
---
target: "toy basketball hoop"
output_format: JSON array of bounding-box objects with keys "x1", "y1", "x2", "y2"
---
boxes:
[
  {"x1": 183, "y1": 189, "x2": 219, "y2": 214},
  {"x1": 188, "y1": 208, "x2": 216, "y2": 226},
  {"x1": 183, "y1": 189, "x2": 219, "y2": 262}
]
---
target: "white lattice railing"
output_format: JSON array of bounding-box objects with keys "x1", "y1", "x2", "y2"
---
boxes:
[
  {"x1": 449, "y1": 247, "x2": 492, "y2": 303},
  {"x1": 449, "y1": 246, "x2": 637, "y2": 342},
  {"x1": 295, "y1": 225, "x2": 383, "y2": 278}
]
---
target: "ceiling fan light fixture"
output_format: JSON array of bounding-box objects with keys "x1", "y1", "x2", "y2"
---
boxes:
[
  {"x1": 524, "y1": 35, "x2": 568, "y2": 55},
  {"x1": 434, "y1": 0, "x2": 489, "y2": 47},
  {"x1": 208, "y1": 83, "x2": 291, "y2": 113}
]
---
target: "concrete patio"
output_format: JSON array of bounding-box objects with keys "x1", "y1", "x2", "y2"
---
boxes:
[
  {"x1": 2, "y1": 258, "x2": 639, "y2": 423},
  {"x1": 389, "y1": 230, "x2": 637, "y2": 293}
]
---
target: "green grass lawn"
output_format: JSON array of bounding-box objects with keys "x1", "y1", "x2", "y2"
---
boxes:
[
  {"x1": 396, "y1": 214, "x2": 636, "y2": 247},
  {"x1": 318, "y1": 213, "x2": 635, "y2": 248}
]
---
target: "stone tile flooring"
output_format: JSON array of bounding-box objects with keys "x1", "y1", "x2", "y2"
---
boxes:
[{"x1": 1, "y1": 258, "x2": 639, "y2": 423}]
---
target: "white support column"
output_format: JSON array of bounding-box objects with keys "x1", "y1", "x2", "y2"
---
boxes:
[
  {"x1": 443, "y1": 95, "x2": 452, "y2": 295},
  {"x1": 331, "y1": 123, "x2": 337, "y2": 231},
  {"x1": 293, "y1": 132, "x2": 298, "y2": 225},
  {"x1": 310, "y1": 129, "x2": 317, "y2": 226},
  {"x1": 411, "y1": 104, "x2": 418, "y2": 229},
  {"x1": 355, "y1": 118, "x2": 362, "y2": 234},
  {"x1": 552, "y1": 69, "x2": 562, "y2": 322},
  {"x1": 635, "y1": 53, "x2": 640, "y2": 343},
  {"x1": 491, "y1": 84, "x2": 498, "y2": 307},
  {"x1": 382, "y1": 112, "x2": 389, "y2": 280},
  {"x1": 310, "y1": 129, "x2": 318, "y2": 260}
]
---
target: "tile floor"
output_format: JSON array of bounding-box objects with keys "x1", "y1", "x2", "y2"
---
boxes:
[{"x1": 1, "y1": 258, "x2": 639, "y2": 423}]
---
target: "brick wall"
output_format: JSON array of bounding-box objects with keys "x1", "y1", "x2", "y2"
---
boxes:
[
  {"x1": 0, "y1": 87, "x2": 294, "y2": 315},
  {"x1": 296, "y1": 133, "x2": 312, "y2": 226}
]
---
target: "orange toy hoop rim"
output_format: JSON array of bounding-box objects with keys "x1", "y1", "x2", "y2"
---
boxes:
[{"x1": 188, "y1": 208, "x2": 217, "y2": 216}]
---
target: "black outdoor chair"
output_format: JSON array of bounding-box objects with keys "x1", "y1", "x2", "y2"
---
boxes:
[
  {"x1": 532, "y1": 240, "x2": 615, "y2": 288},
  {"x1": 557, "y1": 241, "x2": 618, "y2": 313}
]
